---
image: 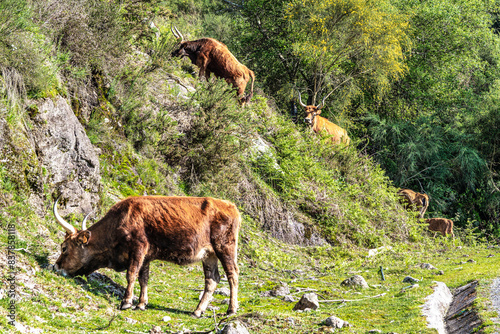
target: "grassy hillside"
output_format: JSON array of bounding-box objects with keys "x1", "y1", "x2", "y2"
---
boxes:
[{"x1": 0, "y1": 0, "x2": 500, "y2": 333}]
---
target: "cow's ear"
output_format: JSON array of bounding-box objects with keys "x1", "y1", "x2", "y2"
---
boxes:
[
  {"x1": 78, "y1": 231, "x2": 91, "y2": 245},
  {"x1": 316, "y1": 109, "x2": 322, "y2": 115}
]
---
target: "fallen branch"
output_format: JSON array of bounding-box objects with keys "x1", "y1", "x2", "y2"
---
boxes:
[
  {"x1": 318, "y1": 292, "x2": 386, "y2": 303},
  {"x1": 291, "y1": 288, "x2": 318, "y2": 295},
  {"x1": 165, "y1": 72, "x2": 193, "y2": 92}
]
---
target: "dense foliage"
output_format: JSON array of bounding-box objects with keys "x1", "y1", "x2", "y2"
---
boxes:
[{"x1": 1, "y1": 0, "x2": 500, "y2": 241}]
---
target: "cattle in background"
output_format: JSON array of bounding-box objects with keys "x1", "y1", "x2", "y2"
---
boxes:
[
  {"x1": 426, "y1": 218, "x2": 454, "y2": 237},
  {"x1": 397, "y1": 188, "x2": 429, "y2": 218},
  {"x1": 171, "y1": 26, "x2": 255, "y2": 105},
  {"x1": 53, "y1": 195, "x2": 241, "y2": 317},
  {"x1": 297, "y1": 91, "x2": 350, "y2": 145}
]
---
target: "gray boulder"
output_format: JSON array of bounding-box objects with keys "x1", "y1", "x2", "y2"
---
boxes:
[
  {"x1": 293, "y1": 293, "x2": 319, "y2": 311},
  {"x1": 32, "y1": 97, "x2": 101, "y2": 217}
]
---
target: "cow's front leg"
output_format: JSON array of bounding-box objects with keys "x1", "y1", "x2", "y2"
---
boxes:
[
  {"x1": 196, "y1": 55, "x2": 209, "y2": 80},
  {"x1": 121, "y1": 250, "x2": 146, "y2": 310},
  {"x1": 136, "y1": 262, "x2": 150, "y2": 311},
  {"x1": 193, "y1": 253, "x2": 220, "y2": 318}
]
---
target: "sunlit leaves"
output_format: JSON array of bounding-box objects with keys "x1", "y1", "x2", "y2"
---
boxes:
[{"x1": 285, "y1": 0, "x2": 410, "y2": 95}]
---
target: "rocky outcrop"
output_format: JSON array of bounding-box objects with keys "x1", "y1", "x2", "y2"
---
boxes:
[{"x1": 31, "y1": 97, "x2": 101, "y2": 216}]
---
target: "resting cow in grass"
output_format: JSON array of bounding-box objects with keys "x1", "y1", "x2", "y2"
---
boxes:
[{"x1": 297, "y1": 91, "x2": 350, "y2": 145}]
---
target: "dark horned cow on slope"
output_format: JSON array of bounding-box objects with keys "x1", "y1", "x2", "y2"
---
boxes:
[
  {"x1": 170, "y1": 26, "x2": 255, "y2": 105},
  {"x1": 53, "y1": 195, "x2": 241, "y2": 317}
]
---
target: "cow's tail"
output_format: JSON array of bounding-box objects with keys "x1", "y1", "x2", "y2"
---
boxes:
[{"x1": 244, "y1": 70, "x2": 255, "y2": 103}]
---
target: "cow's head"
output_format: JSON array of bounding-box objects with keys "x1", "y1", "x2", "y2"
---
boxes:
[
  {"x1": 170, "y1": 25, "x2": 191, "y2": 58},
  {"x1": 53, "y1": 197, "x2": 94, "y2": 277},
  {"x1": 297, "y1": 90, "x2": 334, "y2": 125}
]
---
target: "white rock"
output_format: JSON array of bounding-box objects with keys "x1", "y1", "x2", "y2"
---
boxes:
[{"x1": 421, "y1": 281, "x2": 452, "y2": 334}]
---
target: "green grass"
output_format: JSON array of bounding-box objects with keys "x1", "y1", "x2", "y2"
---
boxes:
[{"x1": 1, "y1": 195, "x2": 499, "y2": 334}]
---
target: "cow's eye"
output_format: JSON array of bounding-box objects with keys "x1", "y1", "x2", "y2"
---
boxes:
[{"x1": 62, "y1": 245, "x2": 67, "y2": 253}]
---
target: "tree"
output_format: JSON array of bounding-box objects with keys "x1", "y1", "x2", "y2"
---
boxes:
[
  {"x1": 285, "y1": 0, "x2": 410, "y2": 105},
  {"x1": 225, "y1": 0, "x2": 410, "y2": 108}
]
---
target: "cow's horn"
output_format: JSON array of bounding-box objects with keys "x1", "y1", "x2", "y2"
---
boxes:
[
  {"x1": 316, "y1": 90, "x2": 335, "y2": 110},
  {"x1": 81, "y1": 212, "x2": 91, "y2": 231},
  {"x1": 53, "y1": 197, "x2": 77, "y2": 235},
  {"x1": 297, "y1": 91, "x2": 307, "y2": 107},
  {"x1": 171, "y1": 25, "x2": 184, "y2": 42}
]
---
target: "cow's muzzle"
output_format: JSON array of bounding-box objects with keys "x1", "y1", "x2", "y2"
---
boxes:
[
  {"x1": 53, "y1": 263, "x2": 68, "y2": 277},
  {"x1": 304, "y1": 118, "x2": 312, "y2": 124}
]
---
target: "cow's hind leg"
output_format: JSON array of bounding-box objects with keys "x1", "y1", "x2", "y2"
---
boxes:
[
  {"x1": 193, "y1": 253, "x2": 220, "y2": 318},
  {"x1": 216, "y1": 247, "x2": 239, "y2": 316},
  {"x1": 136, "y1": 261, "x2": 150, "y2": 310}
]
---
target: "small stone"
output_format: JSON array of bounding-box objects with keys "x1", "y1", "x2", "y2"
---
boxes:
[
  {"x1": 467, "y1": 259, "x2": 476, "y2": 263},
  {"x1": 293, "y1": 293, "x2": 319, "y2": 311},
  {"x1": 420, "y1": 263, "x2": 437, "y2": 270},
  {"x1": 125, "y1": 317, "x2": 137, "y2": 324},
  {"x1": 271, "y1": 284, "x2": 290, "y2": 296},
  {"x1": 403, "y1": 276, "x2": 420, "y2": 283},
  {"x1": 149, "y1": 325, "x2": 162, "y2": 334},
  {"x1": 162, "y1": 316, "x2": 171, "y2": 322},
  {"x1": 341, "y1": 275, "x2": 369, "y2": 289},
  {"x1": 368, "y1": 330, "x2": 382, "y2": 333},
  {"x1": 324, "y1": 315, "x2": 349, "y2": 328},
  {"x1": 282, "y1": 295, "x2": 296, "y2": 302},
  {"x1": 34, "y1": 316, "x2": 47, "y2": 323},
  {"x1": 285, "y1": 317, "x2": 295, "y2": 326},
  {"x1": 436, "y1": 270, "x2": 445, "y2": 275},
  {"x1": 219, "y1": 320, "x2": 250, "y2": 334},
  {"x1": 487, "y1": 254, "x2": 494, "y2": 258}
]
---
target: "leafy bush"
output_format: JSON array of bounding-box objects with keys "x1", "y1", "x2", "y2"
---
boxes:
[{"x1": 155, "y1": 80, "x2": 253, "y2": 187}]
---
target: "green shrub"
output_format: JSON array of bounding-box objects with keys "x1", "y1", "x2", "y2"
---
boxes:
[{"x1": 161, "y1": 79, "x2": 254, "y2": 188}]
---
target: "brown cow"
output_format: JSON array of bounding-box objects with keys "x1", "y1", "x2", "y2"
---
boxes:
[
  {"x1": 426, "y1": 218, "x2": 454, "y2": 237},
  {"x1": 397, "y1": 188, "x2": 429, "y2": 218},
  {"x1": 171, "y1": 26, "x2": 255, "y2": 105},
  {"x1": 53, "y1": 195, "x2": 241, "y2": 317},
  {"x1": 297, "y1": 91, "x2": 350, "y2": 145}
]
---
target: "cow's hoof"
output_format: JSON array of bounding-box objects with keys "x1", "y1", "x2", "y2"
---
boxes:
[
  {"x1": 226, "y1": 309, "x2": 237, "y2": 316},
  {"x1": 120, "y1": 301, "x2": 133, "y2": 310},
  {"x1": 135, "y1": 304, "x2": 146, "y2": 311},
  {"x1": 191, "y1": 311, "x2": 202, "y2": 318}
]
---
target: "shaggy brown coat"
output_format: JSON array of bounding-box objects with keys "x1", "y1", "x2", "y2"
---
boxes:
[
  {"x1": 426, "y1": 218, "x2": 454, "y2": 237},
  {"x1": 397, "y1": 188, "x2": 429, "y2": 218},
  {"x1": 303, "y1": 105, "x2": 350, "y2": 145},
  {"x1": 172, "y1": 38, "x2": 255, "y2": 104},
  {"x1": 54, "y1": 196, "x2": 241, "y2": 317}
]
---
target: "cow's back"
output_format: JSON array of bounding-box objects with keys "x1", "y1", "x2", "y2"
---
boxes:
[
  {"x1": 116, "y1": 196, "x2": 239, "y2": 265},
  {"x1": 200, "y1": 38, "x2": 248, "y2": 79},
  {"x1": 314, "y1": 117, "x2": 350, "y2": 144}
]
